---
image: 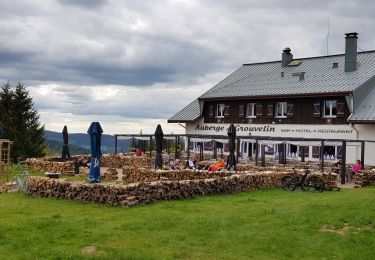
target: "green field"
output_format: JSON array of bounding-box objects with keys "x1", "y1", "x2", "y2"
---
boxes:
[{"x1": 1, "y1": 187, "x2": 375, "y2": 259}]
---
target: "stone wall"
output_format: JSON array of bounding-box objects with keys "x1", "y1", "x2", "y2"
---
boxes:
[{"x1": 26, "y1": 172, "x2": 290, "y2": 207}]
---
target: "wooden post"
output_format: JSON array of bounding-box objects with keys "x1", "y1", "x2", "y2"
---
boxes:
[
  {"x1": 255, "y1": 139, "x2": 259, "y2": 166},
  {"x1": 361, "y1": 141, "x2": 365, "y2": 169},
  {"x1": 114, "y1": 135, "x2": 118, "y2": 155},
  {"x1": 301, "y1": 146, "x2": 305, "y2": 162},
  {"x1": 261, "y1": 144, "x2": 266, "y2": 167},
  {"x1": 187, "y1": 137, "x2": 190, "y2": 160},
  {"x1": 236, "y1": 138, "x2": 240, "y2": 164},
  {"x1": 341, "y1": 140, "x2": 347, "y2": 185},
  {"x1": 320, "y1": 140, "x2": 324, "y2": 172},
  {"x1": 149, "y1": 136, "x2": 152, "y2": 158},
  {"x1": 278, "y1": 144, "x2": 283, "y2": 164},
  {"x1": 200, "y1": 142, "x2": 203, "y2": 161},
  {"x1": 213, "y1": 141, "x2": 217, "y2": 160}
]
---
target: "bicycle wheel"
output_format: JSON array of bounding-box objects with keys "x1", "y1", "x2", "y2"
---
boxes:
[
  {"x1": 307, "y1": 176, "x2": 325, "y2": 192},
  {"x1": 288, "y1": 176, "x2": 300, "y2": 191},
  {"x1": 281, "y1": 175, "x2": 293, "y2": 190}
]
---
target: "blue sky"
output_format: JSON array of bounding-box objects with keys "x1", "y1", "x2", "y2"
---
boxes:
[{"x1": 1, "y1": 0, "x2": 374, "y2": 134}]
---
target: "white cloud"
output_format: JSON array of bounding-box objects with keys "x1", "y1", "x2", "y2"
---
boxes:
[{"x1": 1, "y1": 0, "x2": 375, "y2": 134}]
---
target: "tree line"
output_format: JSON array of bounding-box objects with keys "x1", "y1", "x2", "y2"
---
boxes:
[{"x1": 0, "y1": 82, "x2": 45, "y2": 162}]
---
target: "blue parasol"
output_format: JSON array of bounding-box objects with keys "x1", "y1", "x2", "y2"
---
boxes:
[{"x1": 87, "y1": 122, "x2": 103, "y2": 183}]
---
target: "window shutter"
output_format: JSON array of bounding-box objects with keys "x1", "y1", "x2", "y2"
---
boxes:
[
  {"x1": 209, "y1": 105, "x2": 214, "y2": 118},
  {"x1": 256, "y1": 104, "x2": 263, "y2": 117},
  {"x1": 313, "y1": 101, "x2": 321, "y2": 118},
  {"x1": 267, "y1": 103, "x2": 273, "y2": 118},
  {"x1": 239, "y1": 104, "x2": 244, "y2": 118},
  {"x1": 224, "y1": 105, "x2": 230, "y2": 117},
  {"x1": 337, "y1": 102, "x2": 345, "y2": 117},
  {"x1": 287, "y1": 103, "x2": 294, "y2": 118}
]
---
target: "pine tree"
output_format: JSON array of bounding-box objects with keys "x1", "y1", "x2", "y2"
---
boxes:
[{"x1": 0, "y1": 82, "x2": 45, "y2": 161}]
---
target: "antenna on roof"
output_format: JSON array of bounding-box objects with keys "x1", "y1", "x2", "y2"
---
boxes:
[{"x1": 326, "y1": 11, "x2": 331, "y2": 55}]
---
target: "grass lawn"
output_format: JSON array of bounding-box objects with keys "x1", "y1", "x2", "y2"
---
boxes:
[{"x1": 1, "y1": 187, "x2": 375, "y2": 259}]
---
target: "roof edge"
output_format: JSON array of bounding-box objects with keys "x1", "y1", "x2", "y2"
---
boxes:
[
  {"x1": 349, "y1": 120, "x2": 375, "y2": 124},
  {"x1": 198, "y1": 92, "x2": 352, "y2": 101},
  {"x1": 242, "y1": 50, "x2": 375, "y2": 66}
]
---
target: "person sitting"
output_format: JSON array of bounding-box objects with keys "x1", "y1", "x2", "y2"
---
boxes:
[
  {"x1": 185, "y1": 157, "x2": 197, "y2": 169},
  {"x1": 134, "y1": 149, "x2": 143, "y2": 157},
  {"x1": 170, "y1": 159, "x2": 182, "y2": 170},
  {"x1": 209, "y1": 158, "x2": 225, "y2": 172},
  {"x1": 349, "y1": 160, "x2": 363, "y2": 181}
]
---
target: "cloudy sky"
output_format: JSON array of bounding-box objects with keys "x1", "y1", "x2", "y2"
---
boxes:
[{"x1": 1, "y1": 0, "x2": 374, "y2": 135}]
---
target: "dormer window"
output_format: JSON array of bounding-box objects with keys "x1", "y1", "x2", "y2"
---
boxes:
[
  {"x1": 324, "y1": 100, "x2": 337, "y2": 118},
  {"x1": 275, "y1": 102, "x2": 287, "y2": 118}
]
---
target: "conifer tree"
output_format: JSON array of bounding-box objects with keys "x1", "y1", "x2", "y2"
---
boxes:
[{"x1": 0, "y1": 82, "x2": 45, "y2": 161}]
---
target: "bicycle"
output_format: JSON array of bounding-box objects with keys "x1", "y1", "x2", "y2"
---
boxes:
[{"x1": 282, "y1": 167, "x2": 325, "y2": 192}]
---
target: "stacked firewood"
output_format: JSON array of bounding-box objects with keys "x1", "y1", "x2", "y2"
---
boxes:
[
  {"x1": 103, "y1": 168, "x2": 118, "y2": 180},
  {"x1": 100, "y1": 155, "x2": 152, "y2": 168},
  {"x1": 26, "y1": 172, "x2": 290, "y2": 207},
  {"x1": 121, "y1": 167, "x2": 300, "y2": 183},
  {"x1": 26, "y1": 158, "x2": 75, "y2": 175}
]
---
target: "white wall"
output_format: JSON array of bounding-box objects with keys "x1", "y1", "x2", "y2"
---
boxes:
[{"x1": 355, "y1": 124, "x2": 375, "y2": 165}]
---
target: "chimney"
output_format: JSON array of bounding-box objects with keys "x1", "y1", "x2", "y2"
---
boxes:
[
  {"x1": 281, "y1": 47, "x2": 293, "y2": 67},
  {"x1": 345, "y1": 32, "x2": 358, "y2": 72}
]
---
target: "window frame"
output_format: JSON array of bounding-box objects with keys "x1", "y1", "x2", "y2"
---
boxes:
[
  {"x1": 246, "y1": 103, "x2": 257, "y2": 118},
  {"x1": 216, "y1": 103, "x2": 225, "y2": 118},
  {"x1": 323, "y1": 100, "x2": 337, "y2": 118},
  {"x1": 275, "y1": 102, "x2": 288, "y2": 118}
]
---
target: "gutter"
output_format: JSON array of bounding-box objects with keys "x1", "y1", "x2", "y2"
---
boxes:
[{"x1": 198, "y1": 92, "x2": 352, "y2": 101}]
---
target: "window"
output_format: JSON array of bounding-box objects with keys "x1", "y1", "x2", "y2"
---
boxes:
[
  {"x1": 275, "y1": 102, "x2": 287, "y2": 118},
  {"x1": 216, "y1": 104, "x2": 225, "y2": 118},
  {"x1": 246, "y1": 103, "x2": 256, "y2": 118},
  {"x1": 324, "y1": 100, "x2": 337, "y2": 118}
]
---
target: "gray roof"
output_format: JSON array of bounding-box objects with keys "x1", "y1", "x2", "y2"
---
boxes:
[
  {"x1": 168, "y1": 99, "x2": 200, "y2": 122},
  {"x1": 351, "y1": 86, "x2": 375, "y2": 122},
  {"x1": 169, "y1": 51, "x2": 375, "y2": 122},
  {"x1": 201, "y1": 51, "x2": 375, "y2": 99}
]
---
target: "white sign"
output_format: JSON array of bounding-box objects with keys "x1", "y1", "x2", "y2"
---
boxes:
[{"x1": 186, "y1": 120, "x2": 357, "y2": 140}]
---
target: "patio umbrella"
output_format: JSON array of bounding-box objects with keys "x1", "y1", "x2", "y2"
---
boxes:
[
  {"x1": 154, "y1": 124, "x2": 164, "y2": 169},
  {"x1": 87, "y1": 122, "x2": 103, "y2": 183},
  {"x1": 61, "y1": 125, "x2": 70, "y2": 160},
  {"x1": 227, "y1": 124, "x2": 236, "y2": 170}
]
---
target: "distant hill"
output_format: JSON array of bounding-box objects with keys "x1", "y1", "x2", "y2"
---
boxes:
[
  {"x1": 44, "y1": 130, "x2": 130, "y2": 155},
  {"x1": 45, "y1": 139, "x2": 90, "y2": 156}
]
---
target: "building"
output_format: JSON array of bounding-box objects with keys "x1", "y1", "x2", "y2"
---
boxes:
[{"x1": 168, "y1": 33, "x2": 375, "y2": 165}]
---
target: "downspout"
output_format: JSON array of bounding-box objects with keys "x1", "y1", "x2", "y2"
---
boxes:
[{"x1": 347, "y1": 93, "x2": 360, "y2": 161}]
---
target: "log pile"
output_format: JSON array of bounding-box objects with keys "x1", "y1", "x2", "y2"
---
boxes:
[
  {"x1": 103, "y1": 168, "x2": 118, "y2": 180},
  {"x1": 99, "y1": 155, "x2": 152, "y2": 168},
  {"x1": 26, "y1": 158, "x2": 75, "y2": 175},
  {"x1": 122, "y1": 166, "x2": 336, "y2": 184},
  {"x1": 26, "y1": 172, "x2": 290, "y2": 207}
]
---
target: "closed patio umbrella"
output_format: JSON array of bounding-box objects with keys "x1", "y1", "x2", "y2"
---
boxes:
[
  {"x1": 154, "y1": 124, "x2": 164, "y2": 169},
  {"x1": 227, "y1": 124, "x2": 236, "y2": 170},
  {"x1": 61, "y1": 125, "x2": 70, "y2": 160},
  {"x1": 87, "y1": 122, "x2": 103, "y2": 183}
]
